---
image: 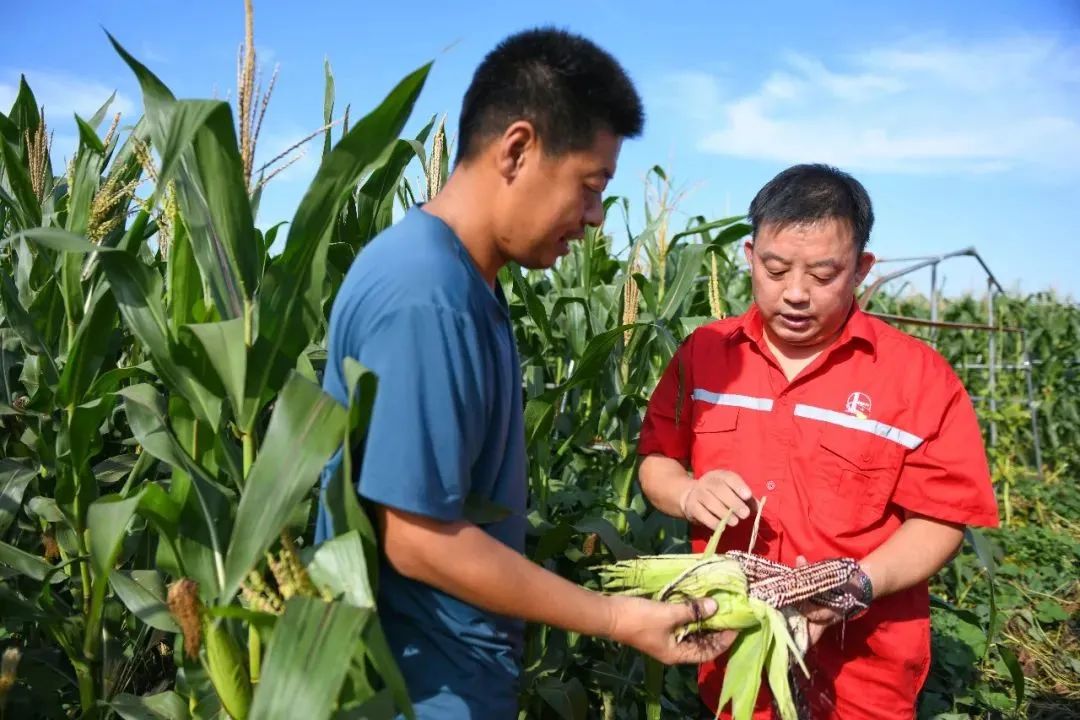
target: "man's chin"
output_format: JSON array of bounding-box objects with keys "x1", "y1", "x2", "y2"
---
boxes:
[{"x1": 767, "y1": 321, "x2": 820, "y2": 347}]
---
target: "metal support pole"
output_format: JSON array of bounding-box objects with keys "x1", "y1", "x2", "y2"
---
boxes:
[
  {"x1": 929, "y1": 262, "x2": 939, "y2": 345},
  {"x1": 1020, "y1": 330, "x2": 1045, "y2": 478},
  {"x1": 987, "y1": 279, "x2": 997, "y2": 447}
]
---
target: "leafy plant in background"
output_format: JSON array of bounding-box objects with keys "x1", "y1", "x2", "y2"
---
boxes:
[{"x1": 0, "y1": 5, "x2": 442, "y2": 716}]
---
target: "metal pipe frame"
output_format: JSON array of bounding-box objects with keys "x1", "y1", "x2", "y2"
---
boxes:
[{"x1": 860, "y1": 248, "x2": 1042, "y2": 478}]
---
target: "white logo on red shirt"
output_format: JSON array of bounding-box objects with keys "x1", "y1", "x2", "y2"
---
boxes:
[{"x1": 845, "y1": 392, "x2": 872, "y2": 419}]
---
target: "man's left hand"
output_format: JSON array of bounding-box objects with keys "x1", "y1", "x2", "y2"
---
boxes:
[{"x1": 795, "y1": 555, "x2": 846, "y2": 646}]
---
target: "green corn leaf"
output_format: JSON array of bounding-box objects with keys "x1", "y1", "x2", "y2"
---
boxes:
[
  {"x1": 84, "y1": 490, "x2": 148, "y2": 657},
  {"x1": 119, "y1": 384, "x2": 228, "y2": 593},
  {"x1": 508, "y1": 263, "x2": 554, "y2": 348},
  {"x1": 306, "y1": 530, "x2": 374, "y2": 610},
  {"x1": 0, "y1": 131, "x2": 41, "y2": 228},
  {"x1": 88, "y1": 90, "x2": 118, "y2": 130},
  {"x1": 166, "y1": 100, "x2": 258, "y2": 319},
  {"x1": 8, "y1": 75, "x2": 41, "y2": 132},
  {"x1": 110, "y1": 691, "x2": 190, "y2": 720},
  {"x1": 166, "y1": 208, "x2": 202, "y2": 327},
  {"x1": 223, "y1": 372, "x2": 348, "y2": 600},
  {"x1": 110, "y1": 569, "x2": 180, "y2": 633},
  {"x1": 56, "y1": 279, "x2": 118, "y2": 406},
  {"x1": 0, "y1": 269, "x2": 59, "y2": 383},
  {"x1": 997, "y1": 642, "x2": 1026, "y2": 711},
  {"x1": 248, "y1": 597, "x2": 369, "y2": 720},
  {"x1": 0, "y1": 539, "x2": 64, "y2": 583},
  {"x1": 321, "y1": 360, "x2": 380, "y2": 592},
  {"x1": 667, "y1": 216, "x2": 748, "y2": 255},
  {"x1": 98, "y1": 250, "x2": 223, "y2": 429},
  {"x1": 322, "y1": 58, "x2": 335, "y2": 158},
  {"x1": 355, "y1": 118, "x2": 434, "y2": 243},
  {"x1": 659, "y1": 243, "x2": 707, "y2": 321},
  {"x1": 573, "y1": 517, "x2": 638, "y2": 561},
  {"x1": 535, "y1": 675, "x2": 588, "y2": 720},
  {"x1": 109, "y1": 34, "x2": 256, "y2": 319},
  {"x1": 244, "y1": 62, "x2": 431, "y2": 430},
  {"x1": 360, "y1": 619, "x2": 415, "y2": 720},
  {"x1": 181, "y1": 318, "x2": 247, "y2": 417},
  {"x1": 0, "y1": 459, "x2": 36, "y2": 535}
]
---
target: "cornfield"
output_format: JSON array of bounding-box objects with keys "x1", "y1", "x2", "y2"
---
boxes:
[{"x1": 1, "y1": 10, "x2": 1077, "y2": 720}]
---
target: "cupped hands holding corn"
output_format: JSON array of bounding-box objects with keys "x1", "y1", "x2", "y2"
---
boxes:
[
  {"x1": 596, "y1": 504, "x2": 810, "y2": 720},
  {"x1": 603, "y1": 593, "x2": 741, "y2": 666}
]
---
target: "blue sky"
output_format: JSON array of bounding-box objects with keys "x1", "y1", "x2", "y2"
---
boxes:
[{"x1": 4, "y1": 0, "x2": 1079, "y2": 299}]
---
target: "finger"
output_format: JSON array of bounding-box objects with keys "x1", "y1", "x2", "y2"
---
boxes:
[
  {"x1": 717, "y1": 470, "x2": 754, "y2": 503},
  {"x1": 796, "y1": 555, "x2": 808, "y2": 567},
  {"x1": 803, "y1": 607, "x2": 839, "y2": 624},
  {"x1": 698, "y1": 469, "x2": 752, "y2": 501},
  {"x1": 670, "y1": 596, "x2": 718, "y2": 627},
  {"x1": 670, "y1": 629, "x2": 738, "y2": 664},
  {"x1": 713, "y1": 483, "x2": 751, "y2": 521},
  {"x1": 693, "y1": 490, "x2": 737, "y2": 527}
]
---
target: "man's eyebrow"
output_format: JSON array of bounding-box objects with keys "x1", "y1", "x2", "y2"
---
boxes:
[
  {"x1": 807, "y1": 258, "x2": 842, "y2": 270},
  {"x1": 758, "y1": 251, "x2": 791, "y2": 264}
]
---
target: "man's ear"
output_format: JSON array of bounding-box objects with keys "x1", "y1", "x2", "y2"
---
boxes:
[
  {"x1": 494, "y1": 120, "x2": 537, "y2": 181},
  {"x1": 855, "y1": 251, "x2": 876, "y2": 286},
  {"x1": 743, "y1": 240, "x2": 754, "y2": 269}
]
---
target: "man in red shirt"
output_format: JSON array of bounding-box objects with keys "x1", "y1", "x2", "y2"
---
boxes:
[{"x1": 637, "y1": 163, "x2": 1000, "y2": 719}]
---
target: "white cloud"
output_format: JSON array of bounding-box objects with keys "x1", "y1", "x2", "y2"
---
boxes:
[
  {"x1": 660, "y1": 35, "x2": 1080, "y2": 175},
  {"x1": 0, "y1": 69, "x2": 136, "y2": 125}
]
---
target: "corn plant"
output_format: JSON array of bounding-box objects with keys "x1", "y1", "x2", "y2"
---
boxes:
[{"x1": 0, "y1": 20, "x2": 436, "y2": 718}]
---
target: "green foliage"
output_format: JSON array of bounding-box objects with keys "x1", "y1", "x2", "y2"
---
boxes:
[{"x1": 0, "y1": 30, "x2": 431, "y2": 720}]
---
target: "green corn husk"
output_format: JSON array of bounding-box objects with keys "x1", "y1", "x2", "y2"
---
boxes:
[
  {"x1": 596, "y1": 503, "x2": 808, "y2": 720},
  {"x1": 204, "y1": 618, "x2": 253, "y2": 720}
]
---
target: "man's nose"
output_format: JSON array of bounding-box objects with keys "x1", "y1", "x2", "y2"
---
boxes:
[
  {"x1": 583, "y1": 194, "x2": 605, "y2": 228},
  {"x1": 782, "y1": 276, "x2": 811, "y2": 305}
]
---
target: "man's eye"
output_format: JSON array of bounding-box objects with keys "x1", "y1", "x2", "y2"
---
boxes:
[
  {"x1": 766, "y1": 268, "x2": 786, "y2": 278},
  {"x1": 813, "y1": 275, "x2": 835, "y2": 284}
]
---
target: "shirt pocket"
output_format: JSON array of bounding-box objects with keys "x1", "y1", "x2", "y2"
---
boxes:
[
  {"x1": 690, "y1": 401, "x2": 741, "y2": 472},
  {"x1": 810, "y1": 423, "x2": 905, "y2": 535},
  {"x1": 693, "y1": 401, "x2": 740, "y2": 434}
]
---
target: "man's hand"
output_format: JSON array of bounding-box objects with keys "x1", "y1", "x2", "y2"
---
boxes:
[
  {"x1": 678, "y1": 469, "x2": 754, "y2": 529},
  {"x1": 793, "y1": 555, "x2": 846, "y2": 646},
  {"x1": 606, "y1": 595, "x2": 738, "y2": 664}
]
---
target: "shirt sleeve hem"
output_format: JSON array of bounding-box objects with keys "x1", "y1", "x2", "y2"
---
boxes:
[
  {"x1": 358, "y1": 483, "x2": 464, "y2": 524},
  {"x1": 892, "y1": 492, "x2": 1001, "y2": 528},
  {"x1": 636, "y1": 438, "x2": 687, "y2": 463}
]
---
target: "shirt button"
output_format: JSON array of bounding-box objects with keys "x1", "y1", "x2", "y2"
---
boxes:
[{"x1": 766, "y1": 480, "x2": 777, "y2": 491}]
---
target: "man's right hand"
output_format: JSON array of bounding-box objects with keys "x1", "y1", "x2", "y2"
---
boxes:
[
  {"x1": 678, "y1": 469, "x2": 754, "y2": 529},
  {"x1": 605, "y1": 594, "x2": 738, "y2": 665}
]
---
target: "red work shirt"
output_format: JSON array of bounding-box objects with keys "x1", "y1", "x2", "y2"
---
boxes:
[{"x1": 638, "y1": 303, "x2": 999, "y2": 719}]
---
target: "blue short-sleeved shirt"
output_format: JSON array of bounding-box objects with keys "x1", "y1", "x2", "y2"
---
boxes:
[{"x1": 315, "y1": 206, "x2": 527, "y2": 718}]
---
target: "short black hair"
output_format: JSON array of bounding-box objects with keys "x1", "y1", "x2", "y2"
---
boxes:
[
  {"x1": 748, "y1": 163, "x2": 875, "y2": 254},
  {"x1": 455, "y1": 27, "x2": 644, "y2": 163}
]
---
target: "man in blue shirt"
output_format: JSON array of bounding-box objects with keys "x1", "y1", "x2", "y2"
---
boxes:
[{"x1": 316, "y1": 27, "x2": 736, "y2": 718}]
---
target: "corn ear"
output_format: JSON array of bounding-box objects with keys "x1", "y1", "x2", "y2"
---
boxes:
[{"x1": 203, "y1": 619, "x2": 252, "y2": 720}]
